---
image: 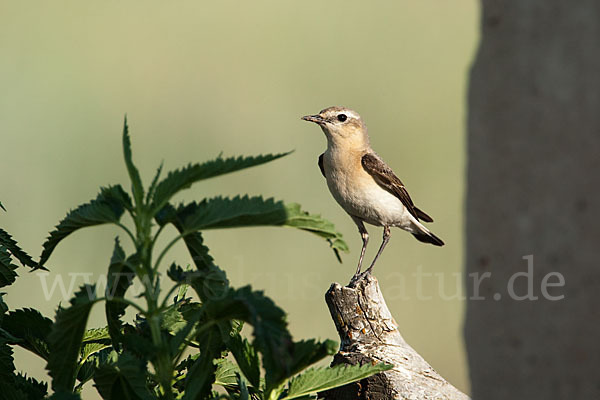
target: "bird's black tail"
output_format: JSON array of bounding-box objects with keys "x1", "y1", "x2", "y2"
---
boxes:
[
  {"x1": 412, "y1": 230, "x2": 444, "y2": 246},
  {"x1": 414, "y1": 206, "x2": 434, "y2": 223}
]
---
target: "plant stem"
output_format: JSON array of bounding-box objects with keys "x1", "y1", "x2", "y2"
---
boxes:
[
  {"x1": 115, "y1": 222, "x2": 137, "y2": 245},
  {"x1": 153, "y1": 232, "x2": 186, "y2": 273},
  {"x1": 151, "y1": 223, "x2": 166, "y2": 249},
  {"x1": 135, "y1": 207, "x2": 175, "y2": 400},
  {"x1": 97, "y1": 296, "x2": 146, "y2": 314},
  {"x1": 149, "y1": 311, "x2": 174, "y2": 400}
]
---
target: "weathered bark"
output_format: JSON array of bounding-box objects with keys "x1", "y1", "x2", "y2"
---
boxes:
[
  {"x1": 322, "y1": 275, "x2": 468, "y2": 400},
  {"x1": 466, "y1": 1, "x2": 600, "y2": 399}
]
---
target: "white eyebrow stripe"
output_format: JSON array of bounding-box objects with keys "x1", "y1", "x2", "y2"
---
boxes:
[
  {"x1": 327, "y1": 109, "x2": 360, "y2": 120},
  {"x1": 342, "y1": 110, "x2": 360, "y2": 119}
]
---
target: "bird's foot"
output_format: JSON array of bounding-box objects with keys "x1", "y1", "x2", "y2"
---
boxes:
[{"x1": 348, "y1": 269, "x2": 372, "y2": 288}]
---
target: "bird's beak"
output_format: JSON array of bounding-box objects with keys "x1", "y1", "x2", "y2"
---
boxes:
[{"x1": 301, "y1": 114, "x2": 325, "y2": 124}]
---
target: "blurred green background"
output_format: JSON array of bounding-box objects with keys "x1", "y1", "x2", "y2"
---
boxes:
[{"x1": 1, "y1": 1, "x2": 478, "y2": 397}]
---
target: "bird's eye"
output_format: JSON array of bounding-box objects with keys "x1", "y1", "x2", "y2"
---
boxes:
[{"x1": 337, "y1": 114, "x2": 347, "y2": 122}]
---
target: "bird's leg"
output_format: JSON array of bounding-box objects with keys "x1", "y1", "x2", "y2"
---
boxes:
[
  {"x1": 355, "y1": 231, "x2": 369, "y2": 276},
  {"x1": 361, "y1": 225, "x2": 391, "y2": 278},
  {"x1": 350, "y1": 217, "x2": 369, "y2": 281}
]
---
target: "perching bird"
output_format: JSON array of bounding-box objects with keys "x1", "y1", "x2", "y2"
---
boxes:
[{"x1": 302, "y1": 106, "x2": 444, "y2": 284}]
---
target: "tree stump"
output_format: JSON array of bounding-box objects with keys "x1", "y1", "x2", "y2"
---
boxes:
[{"x1": 322, "y1": 275, "x2": 468, "y2": 400}]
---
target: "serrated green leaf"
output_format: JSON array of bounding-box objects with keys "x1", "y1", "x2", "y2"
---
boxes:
[
  {"x1": 120, "y1": 331, "x2": 156, "y2": 361},
  {"x1": 0, "y1": 293, "x2": 7, "y2": 323},
  {"x1": 237, "y1": 373, "x2": 250, "y2": 400},
  {"x1": 167, "y1": 305, "x2": 210, "y2": 360},
  {"x1": 93, "y1": 352, "x2": 153, "y2": 400},
  {"x1": 0, "y1": 337, "x2": 42, "y2": 400},
  {"x1": 167, "y1": 293, "x2": 231, "y2": 358},
  {"x1": 181, "y1": 322, "x2": 228, "y2": 400},
  {"x1": 182, "y1": 356, "x2": 217, "y2": 400},
  {"x1": 287, "y1": 339, "x2": 338, "y2": 378},
  {"x1": 145, "y1": 161, "x2": 163, "y2": 204},
  {"x1": 187, "y1": 265, "x2": 229, "y2": 303},
  {"x1": 0, "y1": 229, "x2": 40, "y2": 270},
  {"x1": 161, "y1": 305, "x2": 187, "y2": 336},
  {"x1": 101, "y1": 184, "x2": 134, "y2": 213},
  {"x1": 196, "y1": 285, "x2": 292, "y2": 391},
  {"x1": 151, "y1": 152, "x2": 291, "y2": 213},
  {"x1": 214, "y1": 358, "x2": 241, "y2": 389},
  {"x1": 81, "y1": 340, "x2": 112, "y2": 362},
  {"x1": 122, "y1": 117, "x2": 144, "y2": 210},
  {"x1": 154, "y1": 202, "x2": 178, "y2": 226},
  {"x1": 283, "y1": 363, "x2": 393, "y2": 400},
  {"x1": 0, "y1": 339, "x2": 17, "y2": 385},
  {"x1": 76, "y1": 328, "x2": 112, "y2": 388},
  {"x1": 166, "y1": 298, "x2": 206, "y2": 356},
  {"x1": 177, "y1": 285, "x2": 281, "y2": 400},
  {"x1": 47, "y1": 285, "x2": 99, "y2": 392},
  {"x1": 13, "y1": 373, "x2": 48, "y2": 400},
  {"x1": 76, "y1": 347, "x2": 113, "y2": 388},
  {"x1": 157, "y1": 205, "x2": 217, "y2": 272},
  {"x1": 0, "y1": 246, "x2": 18, "y2": 288},
  {"x1": 82, "y1": 327, "x2": 111, "y2": 343},
  {"x1": 80, "y1": 327, "x2": 112, "y2": 369},
  {"x1": 166, "y1": 263, "x2": 186, "y2": 283},
  {"x1": 171, "y1": 196, "x2": 348, "y2": 260},
  {"x1": 174, "y1": 195, "x2": 282, "y2": 230},
  {"x1": 229, "y1": 334, "x2": 260, "y2": 388},
  {"x1": 181, "y1": 231, "x2": 216, "y2": 271},
  {"x1": 1, "y1": 308, "x2": 53, "y2": 360},
  {"x1": 39, "y1": 187, "x2": 128, "y2": 266},
  {"x1": 105, "y1": 239, "x2": 136, "y2": 349}
]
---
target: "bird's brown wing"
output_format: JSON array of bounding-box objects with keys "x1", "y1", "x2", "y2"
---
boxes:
[
  {"x1": 318, "y1": 153, "x2": 325, "y2": 177},
  {"x1": 361, "y1": 152, "x2": 433, "y2": 222}
]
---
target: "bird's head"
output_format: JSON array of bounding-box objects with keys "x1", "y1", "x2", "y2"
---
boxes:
[{"x1": 302, "y1": 106, "x2": 369, "y2": 150}]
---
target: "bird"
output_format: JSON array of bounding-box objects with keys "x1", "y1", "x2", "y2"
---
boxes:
[{"x1": 301, "y1": 106, "x2": 444, "y2": 284}]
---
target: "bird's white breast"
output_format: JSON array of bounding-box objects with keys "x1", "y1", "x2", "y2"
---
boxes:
[{"x1": 322, "y1": 149, "x2": 414, "y2": 229}]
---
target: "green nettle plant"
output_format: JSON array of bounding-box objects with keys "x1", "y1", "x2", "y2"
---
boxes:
[{"x1": 0, "y1": 120, "x2": 391, "y2": 400}]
